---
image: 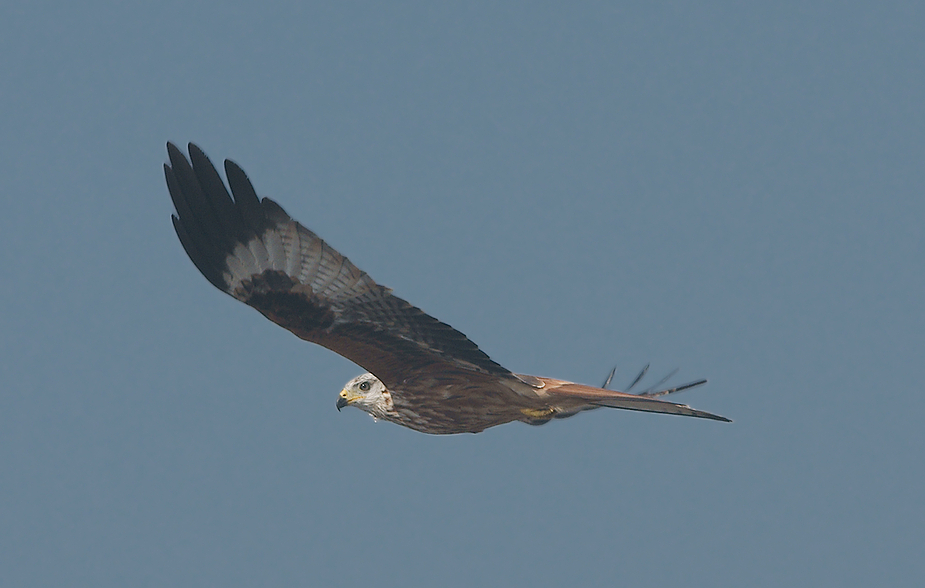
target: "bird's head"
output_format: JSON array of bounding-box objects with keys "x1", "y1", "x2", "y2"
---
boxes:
[{"x1": 337, "y1": 373, "x2": 393, "y2": 418}]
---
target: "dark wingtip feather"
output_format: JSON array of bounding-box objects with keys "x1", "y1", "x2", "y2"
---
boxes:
[
  {"x1": 171, "y1": 214, "x2": 226, "y2": 291},
  {"x1": 639, "y1": 376, "x2": 708, "y2": 398},
  {"x1": 607, "y1": 362, "x2": 710, "y2": 398},
  {"x1": 625, "y1": 364, "x2": 649, "y2": 392},
  {"x1": 224, "y1": 158, "x2": 270, "y2": 233},
  {"x1": 165, "y1": 143, "x2": 244, "y2": 294}
]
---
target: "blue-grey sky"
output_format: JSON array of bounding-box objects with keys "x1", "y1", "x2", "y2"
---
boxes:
[{"x1": 2, "y1": 1, "x2": 922, "y2": 586}]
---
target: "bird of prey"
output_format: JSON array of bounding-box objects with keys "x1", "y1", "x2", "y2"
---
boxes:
[{"x1": 165, "y1": 143, "x2": 730, "y2": 434}]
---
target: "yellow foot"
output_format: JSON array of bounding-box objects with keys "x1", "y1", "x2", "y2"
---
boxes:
[{"x1": 520, "y1": 407, "x2": 557, "y2": 419}]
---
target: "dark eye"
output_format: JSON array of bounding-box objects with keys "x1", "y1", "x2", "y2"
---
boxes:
[{"x1": 358, "y1": 381, "x2": 371, "y2": 391}]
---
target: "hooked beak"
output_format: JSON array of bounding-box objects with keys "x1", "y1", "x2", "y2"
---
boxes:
[{"x1": 336, "y1": 389, "x2": 357, "y2": 412}]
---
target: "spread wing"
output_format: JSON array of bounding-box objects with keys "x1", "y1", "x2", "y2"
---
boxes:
[{"x1": 165, "y1": 142, "x2": 524, "y2": 390}]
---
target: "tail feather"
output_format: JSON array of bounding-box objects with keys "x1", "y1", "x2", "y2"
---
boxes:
[
  {"x1": 537, "y1": 377, "x2": 731, "y2": 423},
  {"x1": 589, "y1": 393, "x2": 730, "y2": 422}
]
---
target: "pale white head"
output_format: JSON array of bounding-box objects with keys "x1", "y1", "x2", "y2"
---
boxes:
[{"x1": 336, "y1": 373, "x2": 394, "y2": 419}]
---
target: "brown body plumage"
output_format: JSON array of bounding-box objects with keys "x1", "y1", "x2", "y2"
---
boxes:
[{"x1": 165, "y1": 143, "x2": 730, "y2": 434}]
